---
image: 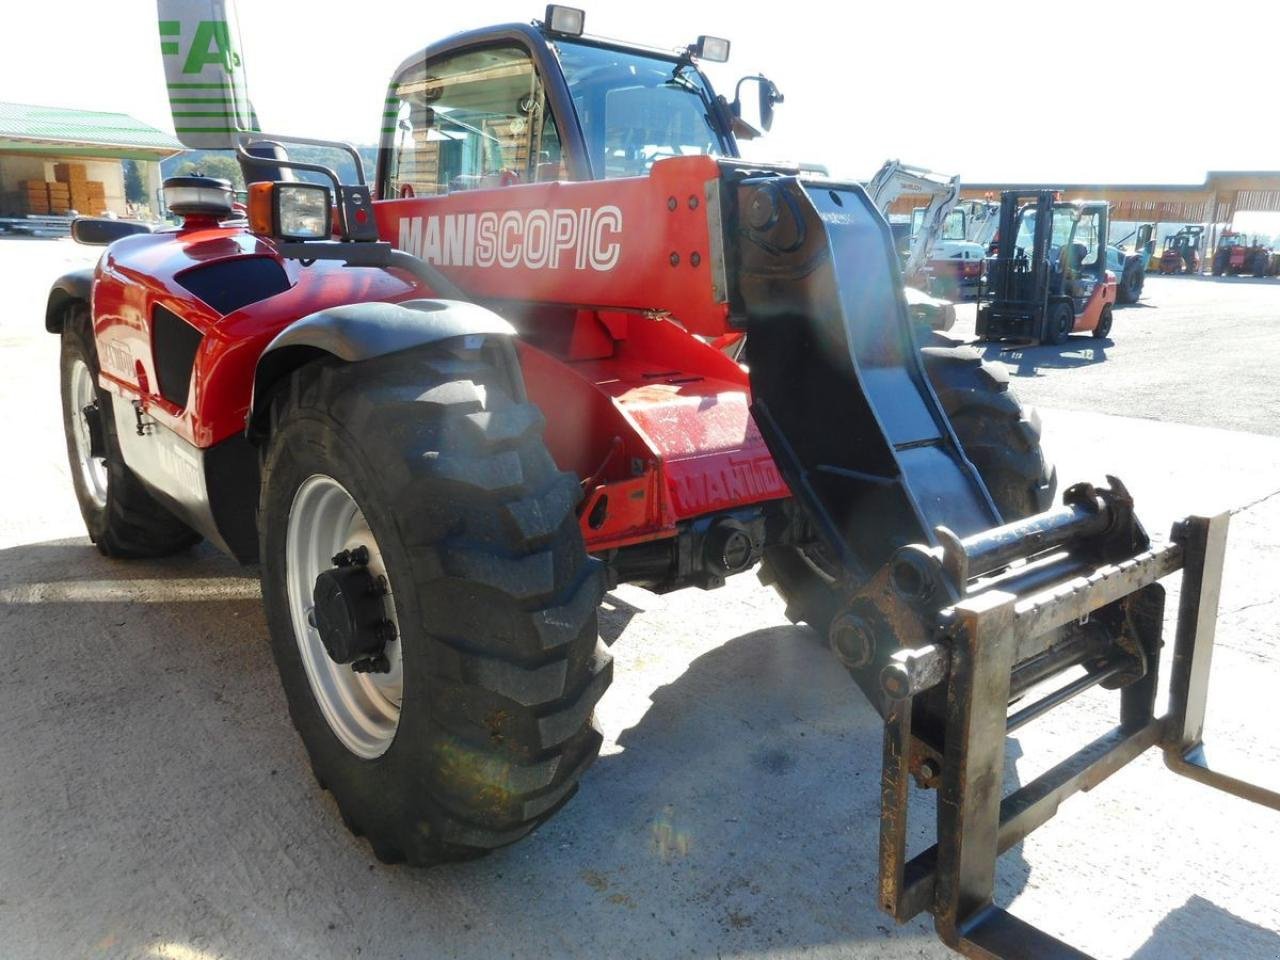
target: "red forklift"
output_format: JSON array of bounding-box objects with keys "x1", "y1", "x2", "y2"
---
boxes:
[
  {"x1": 1158, "y1": 226, "x2": 1204, "y2": 275},
  {"x1": 977, "y1": 191, "x2": 1117, "y2": 345}
]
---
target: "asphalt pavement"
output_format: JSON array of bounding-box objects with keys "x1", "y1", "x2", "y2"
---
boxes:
[
  {"x1": 1, "y1": 237, "x2": 1278, "y2": 960},
  {"x1": 951, "y1": 275, "x2": 1280, "y2": 437}
]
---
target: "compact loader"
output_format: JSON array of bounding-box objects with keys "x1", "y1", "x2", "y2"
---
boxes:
[{"x1": 46, "y1": 3, "x2": 1278, "y2": 956}]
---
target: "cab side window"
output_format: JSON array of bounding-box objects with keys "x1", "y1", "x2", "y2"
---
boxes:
[
  {"x1": 385, "y1": 45, "x2": 564, "y2": 198},
  {"x1": 1075, "y1": 212, "x2": 1101, "y2": 270}
]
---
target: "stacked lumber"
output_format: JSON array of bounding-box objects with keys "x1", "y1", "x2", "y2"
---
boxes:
[
  {"x1": 22, "y1": 180, "x2": 50, "y2": 214},
  {"x1": 47, "y1": 179, "x2": 71, "y2": 214},
  {"x1": 51, "y1": 163, "x2": 108, "y2": 215}
]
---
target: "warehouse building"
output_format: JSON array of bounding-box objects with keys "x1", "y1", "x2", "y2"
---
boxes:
[{"x1": 0, "y1": 102, "x2": 181, "y2": 222}]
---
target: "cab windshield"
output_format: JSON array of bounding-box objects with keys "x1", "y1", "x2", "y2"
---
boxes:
[{"x1": 553, "y1": 40, "x2": 729, "y2": 179}]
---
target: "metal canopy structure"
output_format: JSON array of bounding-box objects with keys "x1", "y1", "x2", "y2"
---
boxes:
[
  {"x1": 960, "y1": 171, "x2": 1280, "y2": 225},
  {"x1": 0, "y1": 102, "x2": 181, "y2": 161},
  {"x1": 887, "y1": 171, "x2": 1280, "y2": 227}
]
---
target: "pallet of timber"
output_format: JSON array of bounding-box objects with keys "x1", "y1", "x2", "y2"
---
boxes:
[{"x1": 54, "y1": 162, "x2": 87, "y2": 183}]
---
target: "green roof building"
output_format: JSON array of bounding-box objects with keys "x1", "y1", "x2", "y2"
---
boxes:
[{"x1": 0, "y1": 102, "x2": 181, "y2": 220}]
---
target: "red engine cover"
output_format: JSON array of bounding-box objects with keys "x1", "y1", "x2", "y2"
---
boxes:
[{"x1": 89, "y1": 156, "x2": 790, "y2": 553}]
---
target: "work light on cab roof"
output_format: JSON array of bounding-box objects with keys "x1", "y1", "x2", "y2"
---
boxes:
[{"x1": 541, "y1": 4, "x2": 729, "y2": 62}]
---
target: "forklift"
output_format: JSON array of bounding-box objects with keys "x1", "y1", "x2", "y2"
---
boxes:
[
  {"x1": 977, "y1": 190, "x2": 1117, "y2": 345},
  {"x1": 1158, "y1": 225, "x2": 1204, "y2": 275}
]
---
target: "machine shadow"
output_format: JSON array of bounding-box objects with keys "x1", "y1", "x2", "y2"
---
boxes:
[
  {"x1": 0, "y1": 538, "x2": 1034, "y2": 959},
  {"x1": 568, "y1": 624, "x2": 1036, "y2": 956},
  {"x1": 598, "y1": 590, "x2": 643, "y2": 644},
  {"x1": 1130, "y1": 895, "x2": 1280, "y2": 959},
  {"x1": 979, "y1": 339, "x2": 1109, "y2": 377}
]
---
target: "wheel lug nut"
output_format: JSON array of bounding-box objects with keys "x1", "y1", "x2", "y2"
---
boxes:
[
  {"x1": 332, "y1": 545, "x2": 370, "y2": 568},
  {"x1": 352, "y1": 653, "x2": 391, "y2": 674}
]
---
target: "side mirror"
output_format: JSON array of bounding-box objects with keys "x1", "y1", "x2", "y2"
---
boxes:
[
  {"x1": 758, "y1": 77, "x2": 783, "y2": 132},
  {"x1": 730, "y1": 75, "x2": 785, "y2": 138},
  {"x1": 71, "y1": 217, "x2": 154, "y2": 246}
]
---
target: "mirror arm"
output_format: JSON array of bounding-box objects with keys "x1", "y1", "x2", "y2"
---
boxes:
[
  {"x1": 235, "y1": 132, "x2": 368, "y2": 185},
  {"x1": 233, "y1": 144, "x2": 344, "y2": 195},
  {"x1": 713, "y1": 94, "x2": 739, "y2": 133}
]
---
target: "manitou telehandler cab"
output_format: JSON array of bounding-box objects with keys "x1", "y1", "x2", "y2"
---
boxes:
[
  {"x1": 977, "y1": 191, "x2": 1118, "y2": 345},
  {"x1": 1211, "y1": 230, "x2": 1273, "y2": 277},
  {"x1": 44, "y1": 3, "x2": 1279, "y2": 956}
]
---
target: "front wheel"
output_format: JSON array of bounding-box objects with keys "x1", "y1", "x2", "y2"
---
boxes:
[
  {"x1": 258, "y1": 342, "x2": 611, "y2": 865},
  {"x1": 1046, "y1": 300, "x2": 1074, "y2": 346}
]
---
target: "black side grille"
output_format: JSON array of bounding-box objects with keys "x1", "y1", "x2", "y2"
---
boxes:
[{"x1": 152, "y1": 305, "x2": 203, "y2": 408}]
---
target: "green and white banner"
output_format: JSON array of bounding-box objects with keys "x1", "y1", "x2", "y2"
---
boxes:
[{"x1": 157, "y1": 0, "x2": 259, "y2": 149}]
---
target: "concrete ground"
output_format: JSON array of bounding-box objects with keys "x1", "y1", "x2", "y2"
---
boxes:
[
  {"x1": 1, "y1": 237, "x2": 1278, "y2": 960},
  {"x1": 951, "y1": 275, "x2": 1280, "y2": 437}
]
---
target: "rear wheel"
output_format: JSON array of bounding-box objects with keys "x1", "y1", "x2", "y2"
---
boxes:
[
  {"x1": 58, "y1": 302, "x2": 199, "y2": 557},
  {"x1": 759, "y1": 343, "x2": 1056, "y2": 634},
  {"x1": 1118, "y1": 262, "x2": 1143, "y2": 303},
  {"x1": 1093, "y1": 304, "x2": 1114, "y2": 340},
  {"x1": 258, "y1": 342, "x2": 610, "y2": 865}
]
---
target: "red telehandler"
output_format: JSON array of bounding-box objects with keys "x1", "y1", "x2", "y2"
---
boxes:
[{"x1": 45, "y1": 3, "x2": 1278, "y2": 956}]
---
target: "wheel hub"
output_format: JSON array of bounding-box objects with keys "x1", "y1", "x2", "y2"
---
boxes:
[
  {"x1": 312, "y1": 546, "x2": 395, "y2": 671},
  {"x1": 285, "y1": 474, "x2": 403, "y2": 759},
  {"x1": 82, "y1": 400, "x2": 106, "y2": 459}
]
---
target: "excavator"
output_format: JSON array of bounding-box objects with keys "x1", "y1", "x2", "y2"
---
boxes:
[{"x1": 866, "y1": 159, "x2": 985, "y2": 301}]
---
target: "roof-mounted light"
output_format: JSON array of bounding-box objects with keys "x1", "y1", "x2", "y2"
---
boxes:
[
  {"x1": 544, "y1": 5, "x2": 585, "y2": 36},
  {"x1": 689, "y1": 35, "x2": 730, "y2": 63}
]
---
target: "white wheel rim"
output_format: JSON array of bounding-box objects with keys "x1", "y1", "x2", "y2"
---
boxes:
[
  {"x1": 69, "y1": 359, "x2": 108, "y2": 509},
  {"x1": 285, "y1": 475, "x2": 403, "y2": 759}
]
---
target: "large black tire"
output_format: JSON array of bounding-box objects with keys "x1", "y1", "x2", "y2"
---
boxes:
[
  {"x1": 1212, "y1": 252, "x2": 1227, "y2": 277},
  {"x1": 1046, "y1": 300, "x2": 1074, "y2": 345},
  {"x1": 1093, "y1": 304, "x2": 1114, "y2": 340},
  {"x1": 759, "y1": 343, "x2": 1055, "y2": 634},
  {"x1": 258, "y1": 342, "x2": 611, "y2": 865},
  {"x1": 58, "y1": 302, "x2": 200, "y2": 558},
  {"x1": 1118, "y1": 261, "x2": 1144, "y2": 304}
]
